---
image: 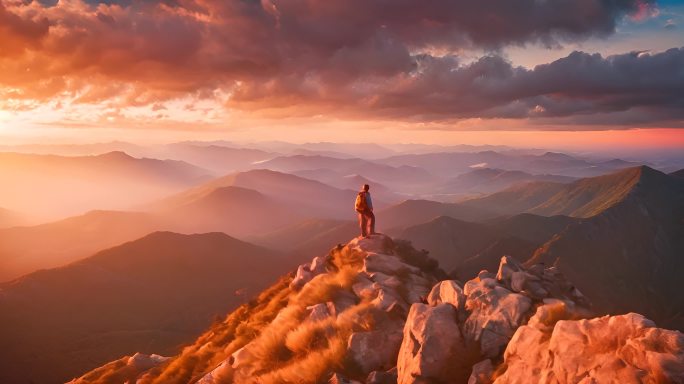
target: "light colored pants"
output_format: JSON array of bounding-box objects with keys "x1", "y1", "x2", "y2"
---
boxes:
[{"x1": 357, "y1": 210, "x2": 375, "y2": 237}]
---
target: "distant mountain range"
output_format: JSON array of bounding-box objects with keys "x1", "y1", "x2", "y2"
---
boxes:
[
  {"x1": 0, "y1": 210, "x2": 163, "y2": 281},
  {"x1": 153, "y1": 168, "x2": 360, "y2": 221},
  {"x1": 0, "y1": 151, "x2": 210, "y2": 220},
  {"x1": 0, "y1": 169, "x2": 359, "y2": 281},
  {"x1": 0, "y1": 232, "x2": 290, "y2": 384},
  {"x1": 1, "y1": 155, "x2": 683, "y2": 383},
  {"x1": 398, "y1": 166, "x2": 684, "y2": 329},
  {"x1": 436, "y1": 168, "x2": 575, "y2": 195},
  {"x1": 396, "y1": 214, "x2": 579, "y2": 277},
  {"x1": 528, "y1": 166, "x2": 684, "y2": 329},
  {"x1": 258, "y1": 154, "x2": 439, "y2": 191},
  {"x1": 378, "y1": 151, "x2": 644, "y2": 178}
]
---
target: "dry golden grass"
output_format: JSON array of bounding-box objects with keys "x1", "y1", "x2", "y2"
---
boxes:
[{"x1": 133, "y1": 239, "x2": 437, "y2": 384}]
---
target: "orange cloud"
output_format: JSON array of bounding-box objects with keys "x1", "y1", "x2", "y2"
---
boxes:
[{"x1": 1, "y1": 0, "x2": 681, "y2": 130}]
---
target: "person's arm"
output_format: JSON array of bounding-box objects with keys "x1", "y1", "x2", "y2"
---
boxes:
[{"x1": 367, "y1": 193, "x2": 373, "y2": 211}]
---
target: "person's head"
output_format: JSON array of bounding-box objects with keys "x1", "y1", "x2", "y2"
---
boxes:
[{"x1": 362, "y1": 184, "x2": 370, "y2": 191}]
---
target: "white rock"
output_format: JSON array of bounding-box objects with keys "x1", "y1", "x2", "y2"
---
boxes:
[
  {"x1": 495, "y1": 313, "x2": 684, "y2": 384},
  {"x1": 363, "y1": 252, "x2": 420, "y2": 276},
  {"x1": 290, "y1": 255, "x2": 331, "y2": 290},
  {"x1": 347, "y1": 234, "x2": 393, "y2": 254},
  {"x1": 347, "y1": 328, "x2": 403, "y2": 374},
  {"x1": 496, "y1": 256, "x2": 523, "y2": 283},
  {"x1": 463, "y1": 278, "x2": 532, "y2": 358},
  {"x1": 369, "y1": 271, "x2": 403, "y2": 288},
  {"x1": 307, "y1": 303, "x2": 331, "y2": 322},
  {"x1": 290, "y1": 264, "x2": 313, "y2": 290},
  {"x1": 371, "y1": 288, "x2": 405, "y2": 312},
  {"x1": 310, "y1": 255, "x2": 329, "y2": 274},
  {"x1": 427, "y1": 280, "x2": 466, "y2": 312},
  {"x1": 352, "y1": 275, "x2": 378, "y2": 300},
  {"x1": 397, "y1": 303, "x2": 469, "y2": 384},
  {"x1": 126, "y1": 352, "x2": 168, "y2": 371}
]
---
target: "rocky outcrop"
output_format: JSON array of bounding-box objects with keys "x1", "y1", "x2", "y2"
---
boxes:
[
  {"x1": 427, "y1": 280, "x2": 466, "y2": 311},
  {"x1": 462, "y1": 275, "x2": 532, "y2": 358},
  {"x1": 347, "y1": 327, "x2": 404, "y2": 374},
  {"x1": 396, "y1": 250, "x2": 595, "y2": 384},
  {"x1": 75, "y1": 235, "x2": 684, "y2": 384},
  {"x1": 291, "y1": 255, "x2": 331, "y2": 289},
  {"x1": 397, "y1": 303, "x2": 468, "y2": 384},
  {"x1": 495, "y1": 308, "x2": 684, "y2": 384},
  {"x1": 197, "y1": 234, "x2": 439, "y2": 383}
]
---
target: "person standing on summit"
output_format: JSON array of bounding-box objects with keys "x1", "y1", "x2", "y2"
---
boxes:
[{"x1": 355, "y1": 184, "x2": 376, "y2": 237}]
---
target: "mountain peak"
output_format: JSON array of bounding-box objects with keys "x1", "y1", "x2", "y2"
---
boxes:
[
  {"x1": 76, "y1": 234, "x2": 683, "y2": 384},
  {"x1": 609, "y1": 165, "x2": 676, "y2": 195},
  {"x1": 97, "y1": 150, "x2": 134, "y2": 160}
]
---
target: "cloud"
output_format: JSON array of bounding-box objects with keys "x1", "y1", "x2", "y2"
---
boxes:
[
  {"x1": 229, "y1": 48, "x2": 684, "y2": 126},
  {"x1": 1, "y1": 0, "x2": 680, "y2": 128}
]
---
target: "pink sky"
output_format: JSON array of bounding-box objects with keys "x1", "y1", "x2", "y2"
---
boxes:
[{"x1": 0, "y1": 0, "x2": 683, "y2": 148}]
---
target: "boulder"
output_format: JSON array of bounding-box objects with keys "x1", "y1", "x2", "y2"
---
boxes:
[
  {"x1": 347, "y1": 329, "x2": 403, "y2": 374},
  {"x1": 290, "y1": 264, "x2": 313, "y2": 290},
  {"x1": 307, "y1": 303, "x2": 332, "y2": 322},
  {"x1": 310, "y1": 255, "x2": 329, "y2": 275},
  {"x1": 126, "y1": 353, "x2": 168, "y2": 371},
  {"x1": 495, "y1": 313, "x2": 684, "y2": 384},
  {"x1": 427, "y1": 280, "x2": 466, "y2": 311},
  {"x1": 510, "y1": 271, "x2": 549, "y2": 299},
  {"x1": 368, "y1": 271, "x2": 403, "y2": 287},
  {"x1": 371, "y1": 287, "x2": 406, "y2": 312},
  {"x1": 397, "y1": 303, "x2": 469, "y2": 384},
  {"x1": 496, "y1": 256, "x2": 523, "y2": 283},
  {"x1": 463, "y1": 277, "x2": 532, "y2": 358},
  {"x1": 348, "y1": 234, "x2": 394, "y2": 254},
  {"x1": 405, "y1": 273, "x2": 435, "y2": 303},
  {"x1": 478, "y1": 270, "x2": 496, "y2": 280},
  {"x1": 290, "y1": 255, "x2": 331, "y2": 290},
  {"x1": 352, "y1": 274, "x2": 377, "y2": 300},
  {"x1": 363, "y1": 252, "x2": 420, "y2": 276}
]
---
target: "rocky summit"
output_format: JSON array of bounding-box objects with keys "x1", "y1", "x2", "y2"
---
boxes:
[{"x1": 71, "y1": 234, "x2": 684, "y2": 384}]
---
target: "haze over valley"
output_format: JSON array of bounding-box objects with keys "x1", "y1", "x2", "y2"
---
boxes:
[
  {"x1": 1, "y1": 0, "x2": 684, "y2": 382},
  {"x1": 0, "y1": 139, "x2": 683, "y2": 383}
]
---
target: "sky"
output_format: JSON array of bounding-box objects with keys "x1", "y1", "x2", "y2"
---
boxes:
[{"x1": 0, "y1": 0, "x2": 683, "y2": 149}]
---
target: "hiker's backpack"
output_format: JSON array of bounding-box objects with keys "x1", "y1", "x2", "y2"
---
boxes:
[{"x1": 355, "y1": 191, "x2": 368, "y2": 212}]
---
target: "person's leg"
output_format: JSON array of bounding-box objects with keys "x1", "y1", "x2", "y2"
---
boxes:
[
  {"x1": 367, "y1": 210, "x2": 376, "y2": 234},
  {"x1": 358, "y1": 211, "x2": 367, "y2": 237}
]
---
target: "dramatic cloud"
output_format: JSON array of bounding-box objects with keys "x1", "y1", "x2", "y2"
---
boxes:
[
  {"x1": 1, "y1": 0, "x2": 681, "y2": 128},
  {"x1": 229, "y1": 48, "x2": 684, "y2": 126}
]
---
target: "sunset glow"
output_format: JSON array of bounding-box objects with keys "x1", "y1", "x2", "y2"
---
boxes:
[
  {"x1": 2, "y1": 2, "x2": 684, "y2": 383},
  {"x1": 0, "y1": 0, "x2": 682, "y2": 147}
]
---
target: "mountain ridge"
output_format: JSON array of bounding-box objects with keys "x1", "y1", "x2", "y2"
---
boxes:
[{"x1": 70, "y1": 234, "x2": 684, "y2": 384}]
